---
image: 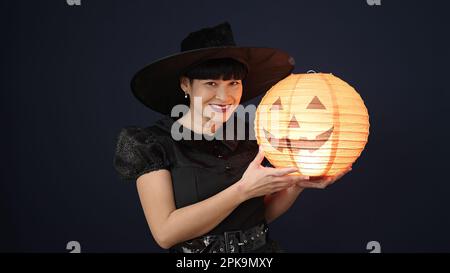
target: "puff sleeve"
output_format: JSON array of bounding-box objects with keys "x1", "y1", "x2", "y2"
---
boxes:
[{"x1": 113, "y1": 127, "x2": 171, "y2": 181}]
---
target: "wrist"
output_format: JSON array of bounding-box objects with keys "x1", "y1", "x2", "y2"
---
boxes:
[
  {"x1": 233, "y1": 178, "x2": 249, "y2": 203},
  {"x1": 288, "y1": 184, "x2": 304, "y2": 195}
]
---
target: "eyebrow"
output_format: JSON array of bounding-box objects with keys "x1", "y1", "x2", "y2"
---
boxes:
[{"x1": 201, "y1": 79, "x2": 240, "y2": 82}]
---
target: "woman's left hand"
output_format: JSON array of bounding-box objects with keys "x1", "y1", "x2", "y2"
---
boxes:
[{"x1": 295, "y1": 166, "x2": 352, "y2": 189}]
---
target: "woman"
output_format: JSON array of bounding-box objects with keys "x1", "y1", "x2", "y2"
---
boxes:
[{"x1": 113, "y1": 22, "x2": 350, "y2": 253}]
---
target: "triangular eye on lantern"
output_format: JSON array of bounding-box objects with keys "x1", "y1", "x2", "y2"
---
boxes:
[
  {"x1": 307, "y1": 96, "x2": 326, "y2": 110},
  {"x1": 270, "y1": 97, "x2": 283, "y2": 110}
]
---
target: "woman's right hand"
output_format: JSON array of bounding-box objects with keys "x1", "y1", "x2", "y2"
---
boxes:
[{"x1": 236, "y1": 146, "x2": 309, "y2": 201}]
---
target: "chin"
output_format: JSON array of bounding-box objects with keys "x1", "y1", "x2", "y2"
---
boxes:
[{"x1": 209, "y1": 115, "x2": 228, "y2": 123}]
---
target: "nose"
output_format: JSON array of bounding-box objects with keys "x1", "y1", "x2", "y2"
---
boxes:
[{"x1": 215, "y1": 86, "x2": 228, "y2": 101}]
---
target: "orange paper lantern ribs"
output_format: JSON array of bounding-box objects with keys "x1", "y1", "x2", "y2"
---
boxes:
[{"x1": 255, "y1": 73, "x2": 370, "y2": 177}]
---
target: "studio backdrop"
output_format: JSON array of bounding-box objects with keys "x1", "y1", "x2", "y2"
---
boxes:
[{"x1": 1, "y1": 0, "x2": 449, "y2": 253}]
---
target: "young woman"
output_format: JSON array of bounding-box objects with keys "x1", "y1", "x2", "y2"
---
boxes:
[{"x1": 113, "y1": 22, "x2": 350, "y2": 253}]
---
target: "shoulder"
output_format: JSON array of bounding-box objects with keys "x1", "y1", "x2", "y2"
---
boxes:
[
  {"x1": 116, "y1": 115, "x2": 176, "y2": 148},
  {"x1": 113, "y1": 124, "x2": 172, "y2": 181},
  {"x1": 116, "y1": 125, "x2": 167, "y2": 145},
  {"x1": 116, "y1": 126, "x2": 154, "y2": 145}
]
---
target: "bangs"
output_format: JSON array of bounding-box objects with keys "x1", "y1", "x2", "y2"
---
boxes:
[{"x1": 182, "y1": 58, "x2": 248, "y2": 81}]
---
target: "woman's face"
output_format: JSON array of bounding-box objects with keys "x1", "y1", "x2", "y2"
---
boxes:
[{"x1": 180, "y1": 77, "x2": 243, "y2": 124}]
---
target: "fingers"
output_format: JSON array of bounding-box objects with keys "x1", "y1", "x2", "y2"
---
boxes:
[
  {"x1": 272, "y1": 181, "x2": 294, "y2": 189},
  {"x1": 263, "y1": 165, "x2": 353, "y2": 191},
  {"x1": 251, "y1": 146, "x2": 266, "y2": 166},
  {"x1": 269, "y1": 167, "x2": 299, "y2": 177},
  {"x1": 270, "y1": 182, "x2": 296, "y2": 192},
  {"x1": 270, "y1": 175, "x2": 312, "y2": 192},
  {"x1": 291, "y1": 174, "x2": 310, "y2": 180},
  {"x1": 272, "y1": 175, "x2": 309, "y2": 183},
  {"x1": 338, "y1": 166, "x2": 352, "y2": 177},
  {"x1": 328, "y1": 166, "x2": 352, "y2": 182},
  {"x1": 297, "y1": 179, "x2": 332, "y2": 189},
  {"x1": 297, "y1": 169, "x2": 350, "y2": 189}
]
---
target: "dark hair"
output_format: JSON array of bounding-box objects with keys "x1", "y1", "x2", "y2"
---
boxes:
[{"x1": 182, "y1": 58, "x2": 248, "y2": 83}]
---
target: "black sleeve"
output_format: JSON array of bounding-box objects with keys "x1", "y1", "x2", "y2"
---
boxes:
[{"x1": 113, "y1": 127, "x2": 171, "y2": 181}]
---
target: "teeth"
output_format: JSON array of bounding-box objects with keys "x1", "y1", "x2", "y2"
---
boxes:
[
  {"x1": 210, "y1": 104, "x2": 231, "y2": 111},
  {"x1": 211, "y1": 104, "x2": 230, "y2": 107}
]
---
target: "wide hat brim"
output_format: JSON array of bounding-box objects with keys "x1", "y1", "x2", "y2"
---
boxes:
[{"x1": 131, "y1": 46, "x2": 295, "y2": 115}]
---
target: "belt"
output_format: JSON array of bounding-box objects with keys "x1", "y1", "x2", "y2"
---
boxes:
[{"x1": 169, "y1": 222, "x2": 269, "y2": 253}]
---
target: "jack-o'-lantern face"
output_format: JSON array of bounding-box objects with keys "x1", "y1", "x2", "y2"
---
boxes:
[
  {"x1": 263, "y1": 95, "x2": 334, "y2": 154},
  {"x1": 255, "y1": 73, "x2": 370, "y2": 177}
]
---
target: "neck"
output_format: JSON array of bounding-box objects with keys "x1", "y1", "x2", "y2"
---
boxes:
[{"x1": 178, "y1": 110, "x2": 222, "y2": 136}]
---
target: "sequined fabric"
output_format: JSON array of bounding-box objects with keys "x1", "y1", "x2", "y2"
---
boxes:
[{"x1": 169, "y1": 222, "x2": 285, "y2": 253}]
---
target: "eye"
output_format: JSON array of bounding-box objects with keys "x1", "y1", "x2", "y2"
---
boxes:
[
  {"x1": 230, "y1": 81, "x2": 240, "y2": 86},
  {"x1": 270, "y1": 97, "x2": 283, "y2": 110},
  {"x1": 206, "y1": 81, "x2": 217, "y2": 86},
  {"x1": 306, "y1": 96, "x2": 326, "y2": 110}
]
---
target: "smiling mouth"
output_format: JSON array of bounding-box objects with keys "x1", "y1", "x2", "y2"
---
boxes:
[
  {"x1": 263, "y1": 126, "x2": 334, "y2": 153},
  {"x1": 209, "y1": 104, "x2": 232, "y2": 113}
]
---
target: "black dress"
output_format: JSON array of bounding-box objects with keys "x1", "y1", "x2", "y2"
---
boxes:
[{"x1": 113, "y1": 115, "x2": 284, "y2": 253}]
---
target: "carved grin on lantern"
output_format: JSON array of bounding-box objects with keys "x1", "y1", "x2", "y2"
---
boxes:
[
  {"x1": 261, "y1": 95, "x2": 334, "y2": 154},
  {"x1": 262, "y1": 126, "x2": 334, "y2": 153}
]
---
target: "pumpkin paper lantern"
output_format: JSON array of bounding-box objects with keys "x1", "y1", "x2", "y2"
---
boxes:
[{"x1": 255, "y1": 73, "x2": 370, "y2": 177}]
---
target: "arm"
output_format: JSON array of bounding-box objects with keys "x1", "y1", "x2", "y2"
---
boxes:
[
  {"x1": 264, "y1": 185, "x2": 304, "y2": 224},
  {"x1": 262, "y1": 159, "x2": 305, "y2": 224},
  {"x1": 136, "y1": 148, "x2": 311, "y2": 249},
  {"x1": 136, "y1": 169, "x2": 246, "y2": 249},
  {"x1": 263, "y1": 167, "x2": 353, "y2": 224}
]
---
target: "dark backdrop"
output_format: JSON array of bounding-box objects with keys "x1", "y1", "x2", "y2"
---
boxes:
[{"x1": 1, "y1": 0, "x2": 449, "y2": 252}]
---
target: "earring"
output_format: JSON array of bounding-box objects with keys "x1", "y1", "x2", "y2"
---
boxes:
[{"x1": 184, "y1": 93, "x2": 188, "y2": 98}]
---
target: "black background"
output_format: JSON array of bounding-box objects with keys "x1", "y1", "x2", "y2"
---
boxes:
[{"x1": 1, "y1": 0, "x2": 449, "y2": 252}]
